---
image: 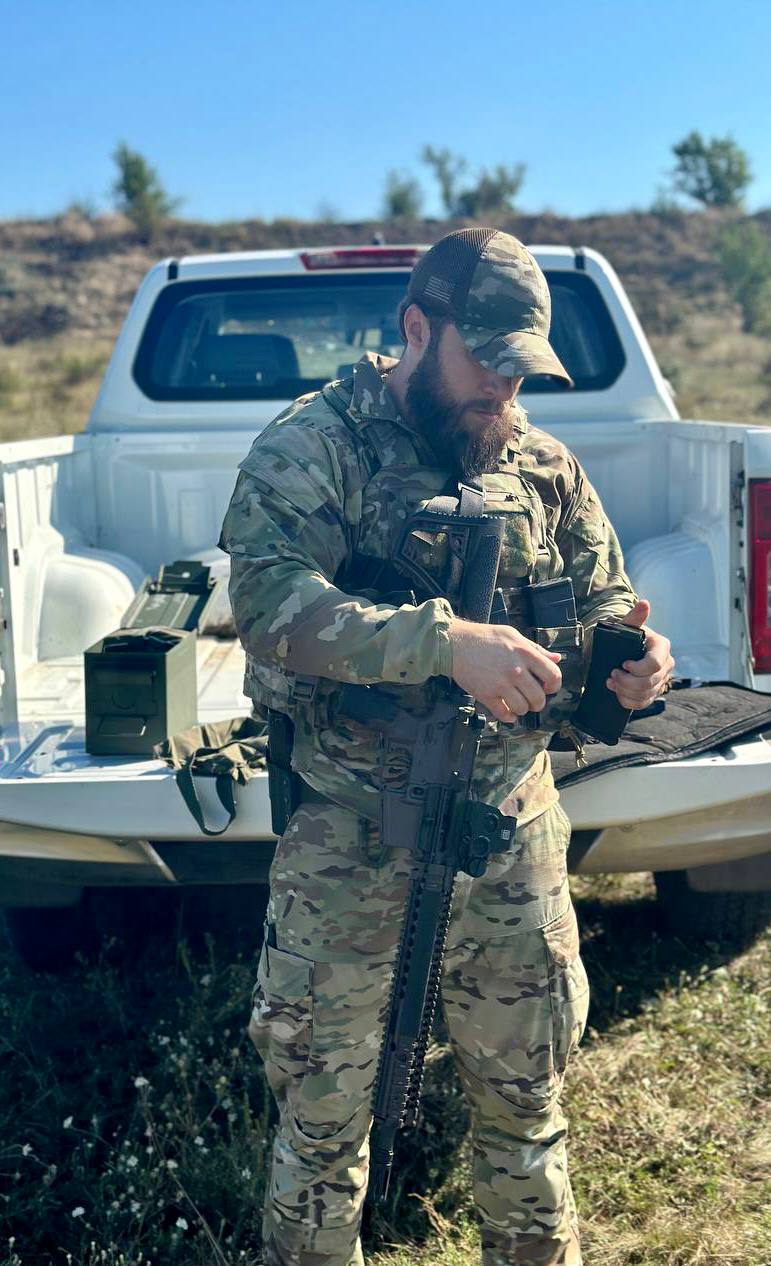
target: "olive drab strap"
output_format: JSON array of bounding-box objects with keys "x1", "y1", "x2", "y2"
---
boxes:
[
  {"x1": 175, "y1": 762, "x2": 238, "y2": 837},
  {"x1": 153, "y1": 716, "x2": 268, "y2": 837}
]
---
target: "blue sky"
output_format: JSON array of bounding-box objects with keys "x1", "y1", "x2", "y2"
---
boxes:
[{"x1": 3, "y1": 0, "x2": 771, "y2": 223}]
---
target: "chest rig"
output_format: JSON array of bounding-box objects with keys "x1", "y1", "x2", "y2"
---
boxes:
[
  {"x1": 263, "y1": 375, "x2": 585, "y2": 832},
  {"x1": 325, "y1": 377, "x2": 567, "y2": 642}
]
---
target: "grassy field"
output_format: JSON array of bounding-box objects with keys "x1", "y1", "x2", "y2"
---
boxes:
[
  {"x1": 1, "y1": 874, "x2": 769, "y2": 1266},
  {"x1": 0, "y1": 335, "x2": 113, "y2": 443}
]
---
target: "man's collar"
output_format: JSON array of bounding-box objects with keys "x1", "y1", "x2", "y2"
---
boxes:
[{"x1": 349, "y1": 352, "x2": 402, "y2": 422}]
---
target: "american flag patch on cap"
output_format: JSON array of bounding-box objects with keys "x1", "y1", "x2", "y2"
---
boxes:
[{"x1": 423, "y1": 275, "x2": 454, "y2": 304}]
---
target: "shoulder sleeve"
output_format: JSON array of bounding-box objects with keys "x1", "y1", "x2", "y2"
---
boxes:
[
  {"x1": 556, "y1": 452, "x2": 638, "y2": 629},
  {"x1": 219, "y1": 420, "x2": 454, "y2": 685}
]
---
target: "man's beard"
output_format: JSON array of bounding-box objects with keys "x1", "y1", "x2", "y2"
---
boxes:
[{"x1": 404, "y1": 344, "x2": 516, "y2": 480}]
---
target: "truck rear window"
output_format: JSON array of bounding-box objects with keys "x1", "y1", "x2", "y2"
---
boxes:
[{"x1": 132, "y1": 270, "x2": 625, "y2": 401}]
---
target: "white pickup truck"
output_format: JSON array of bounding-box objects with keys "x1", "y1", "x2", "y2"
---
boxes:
[{"x1": 2, "y1": 242, "x2": 771, "y2": 964}]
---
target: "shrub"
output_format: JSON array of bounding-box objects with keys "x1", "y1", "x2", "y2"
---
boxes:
[
  {"x1": 671, "y1": 131, "x2": 751, "y2": 208},
  {"x1": 382, "y1": 171, "x2": 424, "y2": 220},
  {"x1": 112, "y1": 143, "x2": 182, "y2": 243},
  {"x1": 716, "y1": 220, "x2": 771, "y2": 335},
  {"x1": 421, "y1": 145, "x2": 526, "y2": 218}
]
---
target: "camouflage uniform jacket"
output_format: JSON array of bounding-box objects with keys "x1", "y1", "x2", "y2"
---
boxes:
[{"x1": 219, "y1": 352, "x2": 638, "y2": 826}]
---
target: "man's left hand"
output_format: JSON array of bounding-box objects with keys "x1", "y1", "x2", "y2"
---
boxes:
[{"x1": 605, "y1": 598, "x2": 675, "y2": 710}]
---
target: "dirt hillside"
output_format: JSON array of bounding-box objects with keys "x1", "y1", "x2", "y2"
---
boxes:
[{"x1": 0, "y1": 207, "x2": 769, "y2": 439}]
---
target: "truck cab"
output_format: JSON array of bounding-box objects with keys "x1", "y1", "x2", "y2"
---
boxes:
[{"x1": 2, "y1": 243, "x2": 770, "y2": 962}]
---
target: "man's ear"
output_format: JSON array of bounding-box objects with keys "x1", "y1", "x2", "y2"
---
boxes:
[{"x1": 402, "y1": 303, "x2": 432, "y2": 356}]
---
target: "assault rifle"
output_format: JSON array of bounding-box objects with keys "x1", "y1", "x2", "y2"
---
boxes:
[{"x1": 340, "y1": 499, "x2": 518, "y2": 1202}]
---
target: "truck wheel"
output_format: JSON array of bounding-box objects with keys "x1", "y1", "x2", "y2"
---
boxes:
[
  {"x1": 2, "y1": 898, "x2": 96, "y2": 970},
  {"x1": 654, "y1": 859, "x2": 771, "y2": 947}
]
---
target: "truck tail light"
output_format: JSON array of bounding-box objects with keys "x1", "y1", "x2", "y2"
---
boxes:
[
  {"x1": 300, "y1": 247, "x2": 424, "y2": 270},
  {"x1": 749, "y1": 479, "x2": 771, "y2": 674}
]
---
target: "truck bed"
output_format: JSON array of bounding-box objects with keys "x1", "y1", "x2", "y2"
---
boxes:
[{"x1": 4, "y1": 637, "x2": 771, "y2": 864}]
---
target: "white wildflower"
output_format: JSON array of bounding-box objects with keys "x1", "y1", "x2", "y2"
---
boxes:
[
  {"x1": 241, "y1": 1166, "x2": 252, "y2": 1179},
  {"x1": 194, "y1": 1135, "x2": 204, "y2": 1147},
  {"x1": 21, "y1": 1144, "x2": 32, "y2": 1156},
  {"x1": 71, "y1": 1206, "x2": 85, "y2": 1218},
  {"x1": 63, "y1": 1116, "x2": 73, "y2": 1129},
  {"x1": 200, "y1": 974, "x2": 211, "y2": 986},
  {"x1": 126, "y1": 1155, "x2": 139, "y2": 1168},
  {"x1": 166, "y1": 1158, "x2": 178, "y2": 1170},
  {"x1": 176, "y1": 1217, "x2": 188, "y2": 1230},
  {"x1": 134, "y1": 1076, "x2": 149, "y2": 1088}
]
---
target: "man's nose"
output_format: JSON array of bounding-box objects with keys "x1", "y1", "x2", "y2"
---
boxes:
[{"x1": 481, "y1": 371, "x2": 517, "y2": 403}]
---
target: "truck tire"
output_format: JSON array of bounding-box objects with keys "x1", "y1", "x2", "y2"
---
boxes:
[
  {"x1": 654, "y1": 862, "x2": 771, "y2": 947},
  {"x1": 2, "y1": 898, "x2": 97, "y2": 970}
]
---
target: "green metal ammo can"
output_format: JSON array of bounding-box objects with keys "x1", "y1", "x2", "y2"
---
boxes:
[{"x1": 84, "y1": 626, "x2": 198, "y2": 756}]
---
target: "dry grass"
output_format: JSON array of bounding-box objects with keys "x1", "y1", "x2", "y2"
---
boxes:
[
  {"x1": 649, "y1": 310, "x2": 771, "y2": 424},
  {"x1": 0, "y1": 875, "x2": 769, "y2": 1265},
  {"x1": 0, "y1": 335, "x2": 113, "y2": 442},
  {"x1": 0, "y1": 208, "x2": 770, "y2": 443}
]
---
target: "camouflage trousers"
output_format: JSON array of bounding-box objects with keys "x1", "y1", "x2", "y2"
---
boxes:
[{"x1": 248, "y1": 798, "x2": 589, "y2": 1266}]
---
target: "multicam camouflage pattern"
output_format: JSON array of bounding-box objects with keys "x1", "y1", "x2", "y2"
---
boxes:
[
  {"x1": 457, "y1": 231, "x2": 572, "y2": 384},
  {"x1": 219, "y1": 352, "x2": 637, "y2": 826},
  {"x1": 222, "y1": 344, "x2": 636, "y2": 1264},
  {"x1": 405, "y1": 229, "x2": 571, "y2": 384},
  {"x1": 250, "y1": 798, "x2": 588, "y2": 1266}
]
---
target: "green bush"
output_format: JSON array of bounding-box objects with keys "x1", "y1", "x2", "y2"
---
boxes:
[
  {"x1": 716, "y1": 221, "x2": 771, "y2": 334},
  {"x1": 421, "y1": 146, "x2": 526, "y2": 218},
  {"x1": 112, "y1": 143, "x2": 182, "y2": 243},
  {"x1": 671, "y1": 131, "x2": 751, "y2": 208},
  {"x1": 382, "y1": 171, "x2": 424, "y2": 220}
]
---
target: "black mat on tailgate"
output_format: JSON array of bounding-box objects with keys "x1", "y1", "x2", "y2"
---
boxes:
[{"x1": 551, "y1": 682, "x2": 771, "y2": 789}]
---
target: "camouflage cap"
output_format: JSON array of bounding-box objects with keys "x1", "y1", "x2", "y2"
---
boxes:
[{"x1": 404, "y1": 227, "x2": 574, "y2": 386}]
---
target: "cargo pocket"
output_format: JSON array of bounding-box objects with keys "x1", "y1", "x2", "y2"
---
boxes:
[
  {"x1": 247, "y1": 932, "x2": 313, "y2": 1095},
  {"x1": 542, "y1": 903, "x2": 590, "y2": 1081}
]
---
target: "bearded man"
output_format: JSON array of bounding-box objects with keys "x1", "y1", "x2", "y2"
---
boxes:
[{"x1": 219, "y1": 229, "x2": 673, "y2": 1266}]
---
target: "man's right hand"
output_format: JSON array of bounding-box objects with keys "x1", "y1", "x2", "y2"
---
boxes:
[{"x1": 447, "y1": 619, "x2": 563, "y2": 723}]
